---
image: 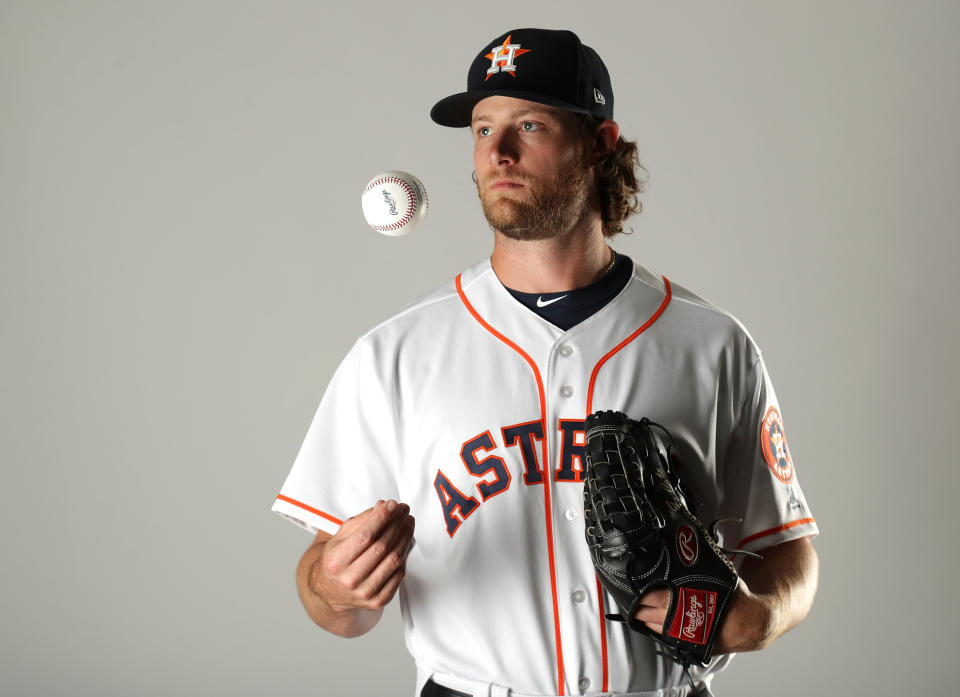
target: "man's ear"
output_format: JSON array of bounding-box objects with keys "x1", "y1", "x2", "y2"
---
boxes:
[{"x1": 592, "y1": 120, "x2": 620, "y2": 161}]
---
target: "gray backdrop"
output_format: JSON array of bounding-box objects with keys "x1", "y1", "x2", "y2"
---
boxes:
[{"x1": 2, "y1": 1, "x2": 958, "y2": 695}]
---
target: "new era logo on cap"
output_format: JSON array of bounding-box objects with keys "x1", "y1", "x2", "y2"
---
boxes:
[{"x1": 430, "y1": 28, "x2": 614, "y2": 127}]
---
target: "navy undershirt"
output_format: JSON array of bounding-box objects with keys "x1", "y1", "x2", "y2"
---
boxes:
[{"x1": 505, "y1": 252, "x2": 633, "y2": 330}]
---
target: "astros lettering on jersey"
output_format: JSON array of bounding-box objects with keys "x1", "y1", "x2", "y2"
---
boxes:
[{"x1": 272, "y1": 259, "x2": 818, "y2": 696}]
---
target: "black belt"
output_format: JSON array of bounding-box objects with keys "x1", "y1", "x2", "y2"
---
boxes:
[
  {"x1": 421, "y1": 677, "x2": 710, "y2": 697},
  {"x1": 421, "y1": 678, "x2": 470, "y2": 697}
]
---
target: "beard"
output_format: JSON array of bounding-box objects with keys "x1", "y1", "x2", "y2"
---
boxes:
[{"x1": 477, "y1": 159, "x2": 593, "y2": 241}]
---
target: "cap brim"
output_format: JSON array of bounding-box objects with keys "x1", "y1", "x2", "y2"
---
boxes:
[{"x1": 430, "y1": 89, "x2": 592, "y2": 128}]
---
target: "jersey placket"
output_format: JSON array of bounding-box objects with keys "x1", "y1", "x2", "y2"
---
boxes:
[
  {"x1": 545, "y1": 336, "x2": 601, "y2": 696},
  {"x1": 574, "y1": 275, "x2": 674, "y2": 693},
  {"x1": 455, "y1": 274, "x2": 569, "y2": 693}
]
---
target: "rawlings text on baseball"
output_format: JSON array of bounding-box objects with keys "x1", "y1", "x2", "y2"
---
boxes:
[{"x1": 361, "y1": 170, "x2": 429, "y2": 236}]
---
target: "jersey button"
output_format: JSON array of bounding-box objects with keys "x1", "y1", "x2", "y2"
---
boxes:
[
  {"x1": 560, "y1": 385, "x2": 574, "y2": 398},
  {"x1": 564, "y1": 508, "x2": 578, "y2": 521},
  {"x1": 578, "y1": 677, "x2": 590, "y2": 692},
  {"x1": 572, "y1": 589, "x2": 586, "y2": 603},
  {"x1": 559, "y1": 344, "x2": 574, "y2": 357}
]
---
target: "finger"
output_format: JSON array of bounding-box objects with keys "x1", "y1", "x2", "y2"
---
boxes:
[
  {"x1": 354, "y1": 515, "x2": 415, "y2": 601},
  {"x1": 361, "y1": 509, "x2": 414, "y2": 575},
  {"x1": 340, "y1": 505, "x2": 412, "y2": 583},
  {"x1": 322, "y1": 501, "x2": 398, "y2": 576},
  {"x1": 638, "y1": 588, "x2": 671, "y2": 609},
  {"x1": 330, "y1": 502, "x2": 379, "y2": 545},
  {"x1": 643, "y1": 621, "x2": 665, "y2": 634},
  {"x1": 336, "y1": 500, "x2": 405, "y2": 564},
  {"x1": 365, "y1": 563, "x2": 407, "y2": 609},
  {"x1": 634, "y1": 604, "x2": 668, "y2": 626},
  {"x1": 633, "y1": 587, "x2": 671, "y2": 631},
  {"x1": 350, "y1": 537, "x2": 412, "y2": 610}
]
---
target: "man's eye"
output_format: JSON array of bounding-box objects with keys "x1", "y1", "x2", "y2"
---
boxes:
[
  {"x1": 477, "y1": 126, "x2": 491, "y2": 137},
  {"x1": 520, "y1": 122, "x2": 539, "y2": 132}
]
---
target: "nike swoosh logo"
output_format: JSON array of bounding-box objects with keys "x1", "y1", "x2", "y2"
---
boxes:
[{"x1": 536, "y1": 295, "x2": 568, "y2": 308}]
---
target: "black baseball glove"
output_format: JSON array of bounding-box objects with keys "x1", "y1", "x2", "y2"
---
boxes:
[{"x1": 583, "y1": 410, "x2": 740, "y2": 669}]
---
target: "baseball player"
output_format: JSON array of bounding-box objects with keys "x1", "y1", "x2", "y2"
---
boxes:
[{"x1": 272, "y1": 28, "x2": 818, "y2": 697}]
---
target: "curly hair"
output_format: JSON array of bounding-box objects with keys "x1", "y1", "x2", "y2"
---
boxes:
[{"x1": 579, "y1": 115, "x2": 648, "y2": 237}]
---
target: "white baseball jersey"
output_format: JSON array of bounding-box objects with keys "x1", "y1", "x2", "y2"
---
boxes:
[{"x1": 272, "y1": 258, "x2": 818, "y2": 697}]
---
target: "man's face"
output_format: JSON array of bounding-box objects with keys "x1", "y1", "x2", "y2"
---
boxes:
[{"x1": 471, "y1": 96, "x2": 593, "y2": 241}]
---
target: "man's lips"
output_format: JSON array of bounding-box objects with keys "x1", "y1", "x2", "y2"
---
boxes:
[{"x1": 488, "y1": 179, "x2": 525, "y2": 190}]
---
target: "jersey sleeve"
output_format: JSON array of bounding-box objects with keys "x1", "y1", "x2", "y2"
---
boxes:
[
  {"x1": 718, "y1": 349, "x2": 818, "y2": 556},
  {"x1": 270, "y1": 335, "x2": 401, "y2": 536}
]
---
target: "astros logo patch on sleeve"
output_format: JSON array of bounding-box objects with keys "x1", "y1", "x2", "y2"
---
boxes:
[{"x1": 760, "y1": 406, "x2": 794, "y2": 483}]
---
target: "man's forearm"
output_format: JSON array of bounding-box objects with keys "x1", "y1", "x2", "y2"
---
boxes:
[
  {"x1": 717, "y1": 536, "x2": 819, "y2": 653},
  {"x1": 749, "y1": 536, "x2": 819, "y2": 644}
]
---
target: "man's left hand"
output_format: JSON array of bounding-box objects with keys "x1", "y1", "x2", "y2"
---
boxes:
[{"x1": 632, "y1": 536, "x2": 818, "y2": 654}]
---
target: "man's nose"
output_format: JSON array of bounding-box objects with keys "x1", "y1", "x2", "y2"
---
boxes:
[{"x1": 488, "y1": 130, "x2": 518, "y2": 166}]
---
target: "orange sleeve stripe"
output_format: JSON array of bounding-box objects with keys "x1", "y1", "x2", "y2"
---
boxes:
[
  {"x1": 275, "y1": 494, "x2": 344, "y2": 526},
  {"x1": 456, "y1": 274, "x2": 566, "y2": 696},
  {"x1": 737, "y1": 517, "x2": 817, "y2": 549}
]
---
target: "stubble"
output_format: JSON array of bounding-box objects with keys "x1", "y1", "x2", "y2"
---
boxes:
[{"x1": 477, "y1": 158, "x2": 593, "y2": 241}]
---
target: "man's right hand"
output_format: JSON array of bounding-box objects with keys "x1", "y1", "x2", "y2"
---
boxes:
[{"x1": 296, "y1": 500, "x2": 416, "y2": 637}]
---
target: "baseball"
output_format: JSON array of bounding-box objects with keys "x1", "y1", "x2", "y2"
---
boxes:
[{"x1": 361, "y1": 170, "x2": 429, "y2": 236}]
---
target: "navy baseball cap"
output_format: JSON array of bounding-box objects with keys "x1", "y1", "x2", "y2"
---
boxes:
[{"x1": 430, "y1": 28, "x2": 614, "y2": 128}]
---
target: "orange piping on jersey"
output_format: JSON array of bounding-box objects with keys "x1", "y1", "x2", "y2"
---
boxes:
[
  {"x1": 584, "y1": 275, "x2": 672, "y2": 693},
  {"x1": 736, "y1": 517, "x2": 817, "y2": 550},
  {"x1": 585, "y1": 277, "x2": 672, "y2": 416},
  {"x1": 594, "y1": 576, "x2": 609, "y2": 682},
  {"x1": 275, "y1": 494, "x2": 344, "y2": 526},
  {"x1": 456, "y1": 274, "x2": 566, "y2": 696}
]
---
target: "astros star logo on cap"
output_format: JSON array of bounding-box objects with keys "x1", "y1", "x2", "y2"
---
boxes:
[{"x1": 485, "y1": 34, "x2": 531, "y2": 80}]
